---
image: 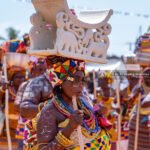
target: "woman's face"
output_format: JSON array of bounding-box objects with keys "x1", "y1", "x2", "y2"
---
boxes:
[
  {"x1": 99, "y1": 77, "x2": 109, "y2": 89},
  {"x1": 13, "y1": 72, "x2": 25, "y2": 87},
  {"x1": 61, "y1": 71, "x2": 85, "y2": 99},
  {"x1": 31, "y1": 63, "x2": 46, "y2": 77}
]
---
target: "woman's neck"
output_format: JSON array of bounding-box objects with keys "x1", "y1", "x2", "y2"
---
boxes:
[{"x1": 61, "y1": 93, "x2": 72, "y2": 105}]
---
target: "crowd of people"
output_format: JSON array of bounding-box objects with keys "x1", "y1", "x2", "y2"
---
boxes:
[{"x1": 0, "y1": 32, "x2": 150, "y2": 150}]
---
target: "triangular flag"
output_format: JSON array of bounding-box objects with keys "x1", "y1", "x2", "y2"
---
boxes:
[
  {"x1": 63, "y1": 65, "x2": 69, "y2": 71},
  {"x1": 63, "y1": 60, "x2": 70, "y2": 66},
  {"x1": 60, "y1": 73, "x2": 66, "y2": 79},
  {"x1": 70, "y1": 60, "x2": 76, "y2": 67},
  {"x1": 55, "y1": 66, "x2": 61, "y2": 73},
  {"x1": 60, "y1": 66, "x2": 67, "y2": 74}
]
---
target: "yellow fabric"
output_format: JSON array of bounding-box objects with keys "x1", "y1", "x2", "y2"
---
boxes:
[
  {"x1": 58, "y1": 118, "x2": 70, "y2": 128},
  {"x1": 58, "y1": 119, "x2": 111, "y2": 150},
  {"x1": 140, "y1": 108, "x2": 150, "y2": 115},
  {"x1": 71, "y1": 130, "x2": 111, "y2": 150}
]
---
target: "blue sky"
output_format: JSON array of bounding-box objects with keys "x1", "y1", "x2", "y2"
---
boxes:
[{"x1": 0, "y1": 0, "x2": 150, "y2": 56}]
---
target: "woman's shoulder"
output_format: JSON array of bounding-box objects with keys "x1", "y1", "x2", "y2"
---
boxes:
[
  {"x1": 39, "y1": 99, "x2": 66, "y2": 123},
  {"x1": 41, "y1": 99, "x2": 62, "y2": 116},
  {"x1": 41, "y1": 101, "x2": 55, "y2": 113}
]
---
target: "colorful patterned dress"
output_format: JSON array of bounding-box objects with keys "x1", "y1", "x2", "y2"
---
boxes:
[
  {"x1": 24, "y1": 96, "x2": 111, "y2": 150},
  {"x1": 128, "y1": 93, "x2": 150, "y2": 150}
]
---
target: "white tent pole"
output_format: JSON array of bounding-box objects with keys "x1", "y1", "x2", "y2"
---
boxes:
[{"x1": 3, "y1": 55, "x2": 12, "y2": 150}]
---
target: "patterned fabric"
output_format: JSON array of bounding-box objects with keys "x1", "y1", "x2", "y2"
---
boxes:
[
  {"x1": 128, "y1": 93, "x2": 150, "y2": 150},
  {"x1": 54, "y1": 96, "x2": 111, "y2": 149},
  {"x1": 70, "y1": 130, "x2": 111, "y2": 150},
  {"x1": 15, "y1": 81, "x2": 29, "y2": 140},
  {"x1": 96, "y1": 96, "x2": 118, "y2": 142},
  {"x1": 24, "y1": 118, "x2": 38, "y2": 149},
  {"x1": 120, "y1": 86, "x2": 139, "y2": 140},
  {"x1": 128, "y1": 115, "x2": 150, "y2": 150},
  {"x1": 46, "y1": 56, "x2": 85, "y2": 87},
  {"x1": 16, "y1": 122, "x2": 25, "y2": 140}
]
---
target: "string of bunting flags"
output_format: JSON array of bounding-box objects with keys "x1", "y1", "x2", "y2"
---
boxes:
[{"x1": 13, "y1": 0, "x2": 150, "y2": 19}]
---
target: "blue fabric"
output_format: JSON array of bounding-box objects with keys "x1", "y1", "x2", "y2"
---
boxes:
[
  {"x1": 141, "y1": 116, "x2": 148, "y2": 123},
  {"x1": 9, "y1": 41, "x2": 19, "y2": 52},
  {"x1": 17, "y1": 139, "x2": 23, "y2": 150}
]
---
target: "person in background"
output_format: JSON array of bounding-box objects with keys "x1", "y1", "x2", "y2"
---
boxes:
[
  {"x1": 0, "y1": 65, "x2": 26, "y2": 148},
  {"x1": 128, "y1": 68, "x2": 150, "y2": 150},
  {"x1": 14, "y1": 57, "x2": 47, "y2": 150}
]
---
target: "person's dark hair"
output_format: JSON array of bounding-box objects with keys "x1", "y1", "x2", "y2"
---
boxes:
[{"x1": 53, "y1": 85, "x2": 62, "y2": 96}]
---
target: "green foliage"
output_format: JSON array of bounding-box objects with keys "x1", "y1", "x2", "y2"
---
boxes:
[{"x1": 6, "y1": 27, "x2": 20, "y2": 40}]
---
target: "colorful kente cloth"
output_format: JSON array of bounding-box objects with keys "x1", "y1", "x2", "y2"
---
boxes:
[
  {"x1": 128, "y1": 93, "x2": 150, "y2": 150},
  {"x1": 54, "y1": 96, "x2": 111, "y2": 150},
  {"x1": 46, "y1": 56, "x2": 85, "y2": 87},
  {"x1": 120, "y1": 86, "x2": 139, "y2": 140},
  {"x1": 15, "y1": 81, "x2": 29, "y2": 140},
  {"x1": 16, "y1": 116, "x2": 27, "y2": 140},
  {"x1": 70, "y1": 130, "x2": 111, "y2": 150}
]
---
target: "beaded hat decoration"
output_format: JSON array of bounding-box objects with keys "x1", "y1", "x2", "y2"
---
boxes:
[{"x1": 46, "y1": 56, "x2": 85, "y2": 87}]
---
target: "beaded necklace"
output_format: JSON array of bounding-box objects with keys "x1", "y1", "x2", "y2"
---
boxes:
[{"x1": 53, "y1": 95, "x2": 100, "y2": 133}]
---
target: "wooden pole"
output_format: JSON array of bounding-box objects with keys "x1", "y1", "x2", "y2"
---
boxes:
[
  {"x1": 115, "y1": 75, "x2": 121, "y2": 150},
  {"x1": 93, "y1": 70, "x2": 97, "y2": 99},
  {"x1": 72, "y1": 96, "x2": 84, "y2": 150},
  {"x1": 3, "y1": 56, "x2": 12, "y2": 150}
]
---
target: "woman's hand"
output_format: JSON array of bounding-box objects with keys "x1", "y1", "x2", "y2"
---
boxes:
[
  {"x1": 62, "y1": 110, "x2": 83, "y2": 138},
  {"x1": 68, "y1": 110, "x2": 83, "y2": 130}
]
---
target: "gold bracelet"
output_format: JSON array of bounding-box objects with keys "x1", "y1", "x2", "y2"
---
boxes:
[
  {"x1": 55, "y1": 131, "x2": 73, "y2": 147},
  {"x1": 56, "y1": 134, "x2": 70, "y2": 147}
]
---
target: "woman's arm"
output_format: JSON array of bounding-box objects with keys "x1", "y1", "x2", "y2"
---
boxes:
[
  {"x1": 14, "y1": 81, "x2": 28, "y2": 112},
  {"x1": 37, "y1": 103, "x2": 72, "y2": 150},
  {"x1": 37, "y1": 102, "x2": 83, "y2": 150},
  {"x1": 20, "y1": 76, "x2": 52, "y2": 119}
]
